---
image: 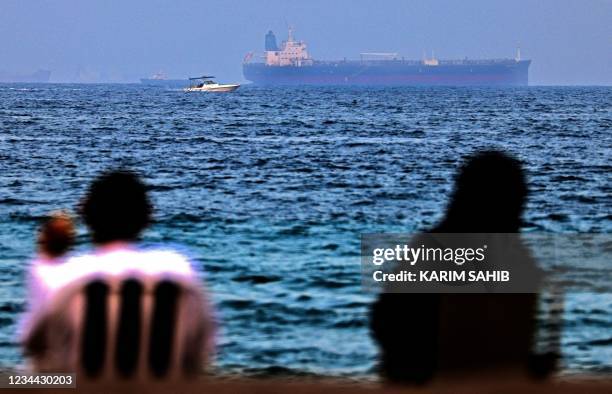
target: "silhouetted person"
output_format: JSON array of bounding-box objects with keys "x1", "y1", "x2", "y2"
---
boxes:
[
  {"x1": 21, "y1": 170, "x2": 216, "y2": 377},
  {"x1": 370, "y1": 150, "x2": 555, "y2": 384},
  {"x1": 434, "y1": 150, "x2": 527, "y2": 233},
  {"x1": 80, "y1": 169, "x2": 152, "y2": 246}
]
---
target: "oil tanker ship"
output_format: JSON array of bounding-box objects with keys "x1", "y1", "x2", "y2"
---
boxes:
[
  {"x1": 140, "y1": 71, "x2": 189, "y2": 88},
  {"x1": 243, "y1": 29, "x2": 530, "y2": 86}
]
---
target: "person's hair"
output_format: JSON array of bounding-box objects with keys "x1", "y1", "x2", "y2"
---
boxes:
[
  {"x1": 38, "y1": 211, "x2": 75, "y2": 257},
  {"x1": 80, "y1": 169, "x2": 152, "y2": 244},
  {"x1": 439, "y1": 150, "x2": 528, "y2": 232}
]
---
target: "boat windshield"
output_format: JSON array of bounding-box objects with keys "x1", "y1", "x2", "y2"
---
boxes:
[{"x1": 189, "y1": 77, "x2": 217, "y2": 88}]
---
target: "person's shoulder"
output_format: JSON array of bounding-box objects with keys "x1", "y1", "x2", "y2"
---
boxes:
[
  {"x1": 38, "y1": 245, "x2": 200, "y2": 289},
  {"x1": 31, "y1": 251, "x2": 96, "y2": 292},
  {"x1": 132, "y1": 245, "x2": 198, "y2": 277},
  {"x1": 143, "y1": 247, "x2": 192, "y2": 269}
]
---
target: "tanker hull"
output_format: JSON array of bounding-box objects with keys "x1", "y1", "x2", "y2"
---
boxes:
[{"x1": 243, "y1": 60, "x2": 530, "y2": 86}]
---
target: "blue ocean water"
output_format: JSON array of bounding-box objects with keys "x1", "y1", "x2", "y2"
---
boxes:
[{"x1": 0, "y1": 84, "x2": 610, "y2": 377}]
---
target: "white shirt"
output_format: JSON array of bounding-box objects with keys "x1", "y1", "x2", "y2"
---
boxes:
[
  {"x1": 21, "y1": 243, "x2": 216, "y2": 370},
  {"x1": 34, "y1": 245, "x2": 196, "y2": 295}
]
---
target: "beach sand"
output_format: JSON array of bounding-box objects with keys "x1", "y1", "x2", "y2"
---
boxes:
[{"x1": 3, "y1": 375, "x2": 611, "y2": 394}]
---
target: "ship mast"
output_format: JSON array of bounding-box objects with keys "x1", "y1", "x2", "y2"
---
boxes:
[{"x1": 288, "y1": 25, "x2": 294, "y2": 42}]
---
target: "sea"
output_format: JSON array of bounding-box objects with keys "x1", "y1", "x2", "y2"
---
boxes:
[{"x1": 0, "y1": 84, "x2": 610, "y2": 378}]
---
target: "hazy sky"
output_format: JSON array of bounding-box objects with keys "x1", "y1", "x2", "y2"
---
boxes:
[{"x1": 1, "y1": 0, "x2": 610, "y2": 84}]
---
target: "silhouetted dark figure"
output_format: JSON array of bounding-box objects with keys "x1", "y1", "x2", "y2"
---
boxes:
[
  {"x1": 81, "y1": 169, "x2": 152, "y2": 245},
  {"x1": 370, "y1": 150, "x2": 557, "y2": 384},
  {"x1": 435, "y1": 150, "x2": 527, "y2": 233}
]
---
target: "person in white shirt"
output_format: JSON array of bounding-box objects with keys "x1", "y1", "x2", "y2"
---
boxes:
[{"x1": 21, "y1": 170, "x2": 216, "y2": 376}]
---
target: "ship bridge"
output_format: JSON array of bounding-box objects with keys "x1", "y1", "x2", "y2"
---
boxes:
[{"x1": 265, "y1": 27, "x2": 313, "y2": 67}]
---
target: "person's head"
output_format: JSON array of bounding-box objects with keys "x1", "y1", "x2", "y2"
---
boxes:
[
  {"x1": 81, "y1": 169, "x2": 152, "y2": 244},
  {"x1": 441, "y1": 150, "x2": 528, "y2": 232},
  {"x1": 38, "y1": 211, "x2": 76, "y2": 258}
]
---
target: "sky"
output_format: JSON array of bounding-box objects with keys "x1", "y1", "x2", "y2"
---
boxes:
[{"x1": 1, "y1": 0, "x2": 611, "y2": 85}]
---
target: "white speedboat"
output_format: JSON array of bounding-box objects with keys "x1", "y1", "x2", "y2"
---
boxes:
[{"x1": 184, "y1": 76, "x2": 240, "y2": 92}]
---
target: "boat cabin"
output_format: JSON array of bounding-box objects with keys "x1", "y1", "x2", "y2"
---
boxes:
[{"x1": 188, "y1": 76, "x2": 216, "y2": 88}]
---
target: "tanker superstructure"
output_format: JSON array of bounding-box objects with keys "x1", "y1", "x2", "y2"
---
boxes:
[{"x1": 243, "y1": 29, "x2": 530, "y2": 86}]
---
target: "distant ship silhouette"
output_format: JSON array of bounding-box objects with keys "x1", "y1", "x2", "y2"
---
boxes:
[
  {"x1": 140, "y1": 71, "x2": 189, "y2": 88},
  {"x1": 0, "y1": 70, "x2": 51, "y2": 83}
]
